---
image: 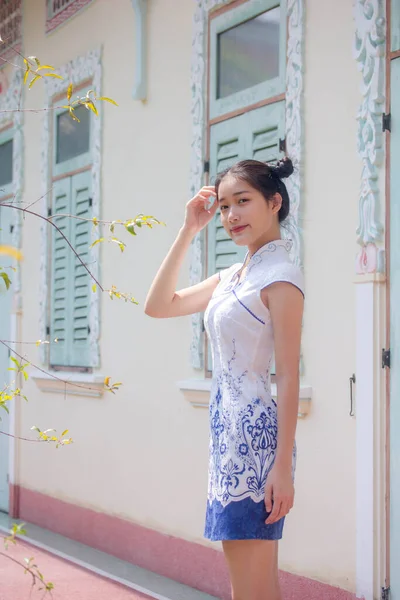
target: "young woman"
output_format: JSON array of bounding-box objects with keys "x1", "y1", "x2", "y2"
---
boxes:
[{"x1": 145, "y1": 157, "x2": 304, "y2": 600}]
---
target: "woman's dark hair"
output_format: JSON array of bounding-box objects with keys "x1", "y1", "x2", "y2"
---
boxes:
[{"x1": 214, "y1": 157, "x2": 294, "y2": 223}]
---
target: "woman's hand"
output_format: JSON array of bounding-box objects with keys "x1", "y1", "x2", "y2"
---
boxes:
[
  {"x1": 183, "y1": 186, "x2": 218, "y2": 235},
  {"x1": 264, "y1": 463, "x2": 294, "y2": 525}
]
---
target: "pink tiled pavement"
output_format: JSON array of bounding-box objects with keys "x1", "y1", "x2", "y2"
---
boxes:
[{"x1": 0, "y1": 539, "x2": 152, "y2": 600}]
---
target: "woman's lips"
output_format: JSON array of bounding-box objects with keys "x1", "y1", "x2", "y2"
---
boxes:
[{"x1": 231, "y1": 225, "x2": 248, "y2": 234}]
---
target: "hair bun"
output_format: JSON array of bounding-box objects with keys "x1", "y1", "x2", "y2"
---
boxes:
[{"x1": 269, "y1": 157, "x2": 294, "y2": 179}]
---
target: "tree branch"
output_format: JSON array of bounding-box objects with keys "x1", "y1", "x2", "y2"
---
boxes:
[{"x1": 0, "y1": 203, "x2": 104, "y2": 291}]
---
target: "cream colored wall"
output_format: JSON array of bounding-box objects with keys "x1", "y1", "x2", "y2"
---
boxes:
[
  {"x1": 279, "y1": 0, "x2": 359, "y2": 590},
  {"x1": 16, "y1": 0, "x2": 360, "y2": 593}
]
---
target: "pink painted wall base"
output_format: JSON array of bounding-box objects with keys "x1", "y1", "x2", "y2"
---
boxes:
[{"x1": 11, "y1": 485, "x2": 358, "y2": 600}]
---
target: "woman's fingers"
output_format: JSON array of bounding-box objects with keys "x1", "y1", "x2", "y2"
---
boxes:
[
  {"x1": 265, "y1": 498, "x2": 292, "y2": 525},
  {"x1": 264, "y1": 482, "x2": 273, "y2": 514}
]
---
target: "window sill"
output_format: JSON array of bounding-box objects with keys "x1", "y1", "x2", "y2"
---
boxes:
[
  {"x1": 177, "y1": 379, "x2": 312, "y2": 418},
  {"x1": 32, "y1": 370, "x2": 105, "y2": 398}
]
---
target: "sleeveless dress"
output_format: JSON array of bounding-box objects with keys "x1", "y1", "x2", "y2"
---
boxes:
[{"x1": 203, "y1": 239, "x2": 304, "y2": 541}]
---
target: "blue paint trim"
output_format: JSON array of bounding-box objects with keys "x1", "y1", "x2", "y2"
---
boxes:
[
  {"x1": 131, "y1": 0, "x2": 148, "y2": 101},
  {"x1": 232, "y1": 289, "x2": 265, "y2": 325}
]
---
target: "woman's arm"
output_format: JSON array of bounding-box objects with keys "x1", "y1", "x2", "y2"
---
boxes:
[
  {"x1": 261, "y1": 282, "x2": 304, "y2": 524},
  {"x1": 144, "y1": 186, "x2": 219, "y2": 318}
]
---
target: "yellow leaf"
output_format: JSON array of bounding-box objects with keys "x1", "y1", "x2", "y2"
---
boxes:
[
  {"x1": 0, "y1": 246, "x2": 23, "y2": 261},
  {"x1": 85, "y1": 100, "x2": 98, "y2": 116},
  {"x1": 97, "y1": 96, "x2": 118, "y2": 106},
  {"x1": 104, "y1": 376, "x2": 110, "y2": 387},
  {"x1": 23, "y1": 68, "x2": 30, "y2": 85},
  {"x1": 29, "y1": 75, "x2": 41, "y2": 89},
  {"x1": 92, "y1": 284, "x2": 97, "y2": 293},
  {"x1": 89, "y1": 237, "x2": 105, "y2": 249},
  {"x1": 36, "y1": 65, "x2": 55, "y2": 71},
  {"x1": 67, "y1": 83, "x2": 73, "y2": 101},
  {"x1": 44, "y1": 73, "x2": 64, "y2": 80}
]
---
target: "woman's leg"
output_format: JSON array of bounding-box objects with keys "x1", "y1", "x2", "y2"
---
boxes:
[{"x1": 222, "y1": 539, "x2": 281, "y2": 600}]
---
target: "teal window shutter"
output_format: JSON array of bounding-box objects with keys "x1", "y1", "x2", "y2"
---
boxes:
[
  {"x1": 49, "y1": 171, "x2": 92, "y2": 368},
  {"x1": 50, "y1": 177, "x2": 71, "y2": 367},
  {"x1": 69, "y1": 170, "x2": 92, "y2": 367}
]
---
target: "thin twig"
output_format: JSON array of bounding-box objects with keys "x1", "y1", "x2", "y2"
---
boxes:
[
  {"x1": 0, "y1": 203, "x2": 104, "y2": 291},
  {"x1": 0, "y1": 340, "x2": 104, "y2": 394},
  {"x1": 0, "y1": 431, "x2": 40, "y2": 443},
  {"x1": 0, "y1": 551, "x2": 35, "y2": 585}
]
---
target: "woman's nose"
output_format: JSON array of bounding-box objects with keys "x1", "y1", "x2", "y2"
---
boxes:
[{"x1": 228, "y1": 208, "x2": 240, "y2": 221}]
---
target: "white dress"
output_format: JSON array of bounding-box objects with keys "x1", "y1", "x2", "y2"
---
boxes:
[{"x1": 203, "y1": 239, "x2": 304, "y2": 541}]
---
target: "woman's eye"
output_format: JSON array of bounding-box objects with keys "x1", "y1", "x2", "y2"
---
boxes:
[
  {"x1": 220, "y1": 205, "x2": 228, "y2": 211},
  {"x1": 238, "y1": 198, "x2": 249, "y2": 204}
]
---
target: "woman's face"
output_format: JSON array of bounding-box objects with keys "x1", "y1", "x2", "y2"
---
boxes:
[{"x1": 217, "y1": 175, "x2": 281, "y2": 248}]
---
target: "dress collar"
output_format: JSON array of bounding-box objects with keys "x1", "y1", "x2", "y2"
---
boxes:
[{"x1": 246, "y1": 238, "x2": 292, "y2": 264}]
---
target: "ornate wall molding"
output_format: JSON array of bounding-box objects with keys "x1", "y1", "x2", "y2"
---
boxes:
[
  {"x1": 0, "y1": 68, "x2": 24, "y2": 294},
  {"x1": 189, "y1": 0, "x2": 305, "y2": 369},
  {"x1": 353, "y1": 0, "x2": 386, "y2": 274},
  {"x1": 130, "y1": 0, "x2": 148, "y2": 101},
  {"x1": 39, "y1": 48, "x2": 102, "y2": 367}
]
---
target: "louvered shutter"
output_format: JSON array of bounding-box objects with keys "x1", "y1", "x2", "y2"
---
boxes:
[
  {"x1": 49, "y1": 177, "x2": 71, "y2": 366},
  {"x1": 69, "y1": 170, "x2": 92, "y2": 367},
  {"x1": 208, "y1": 113, "x2": 247, "y2": 278}
]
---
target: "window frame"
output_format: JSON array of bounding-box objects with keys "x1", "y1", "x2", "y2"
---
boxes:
[
  {"x1": 209, "y1": 0, "x2": 287, "y2": 121},
  {"x1": 48, "y1": 84, "x2": 94, "y2": 371}
]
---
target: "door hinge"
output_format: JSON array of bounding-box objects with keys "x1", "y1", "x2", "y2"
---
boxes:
[
  {"x1": 383, "y1": 113, "x2": 391, "y2": 132},
  {"x1": 381, "y1": 586, "x2": 390, "y2": 600},
  {"x1": 279, "y1": 138, "x2": 286, "y2": 153},
  {"x1": 204, "y1": 160, "x2": 210, "y2": 174},
  {"x1": 382, "y1": 348, "x2": 391, "y2": 369}
]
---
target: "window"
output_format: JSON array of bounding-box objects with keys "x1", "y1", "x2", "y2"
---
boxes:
[
  {"x1": 49, "y1": 96, "x2": 93, "y2": 369},
  {"x1": 46, "y1": 0, "x2": 94, "y2": 34},
  {"x1": 0, "y1": 0, "x2": 22, "y2": 70},
  {"x1": 217, "y1": 7, "x2": 281, "y2": 99},
  {"x1": 209, "y1": 0, "x2": 287, "y2": 120},
  {"x1": 56, "y1": 105, "x2": 90, "y2": 164},
  {"x1": 0, "y1": 139, "x2": 13, "y2": 191},
  {"x1": 0, "y1": 129, "x2": 13, "y2": 199}
]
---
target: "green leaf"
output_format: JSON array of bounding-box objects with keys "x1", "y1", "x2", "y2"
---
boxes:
[
  {"x1": 29, "y1": 75, "x2": 41, "y2": 89},
  {"x1": 1, "y1": 405, "x2": 9, "y2": 414},
  {"x1": 97, "y1": 96, "x2": 118, "y2": 106},
  {"x1": 125, "y1": 224, "x2": 136, "y2": 236},
  {"x1": 10, "y1": 357, "x2": 18, "y2": 366},
  {"x1": 0, "y1": 271, "x2": 11, "y2": 289},
  {"x1": 22, "y1": 370, "x2": 28, "y2": 381}
]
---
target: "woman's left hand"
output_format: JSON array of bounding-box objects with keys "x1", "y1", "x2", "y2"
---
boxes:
[{"x1": 264, "y1": 464, "x2": 294, "y2": 525}]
